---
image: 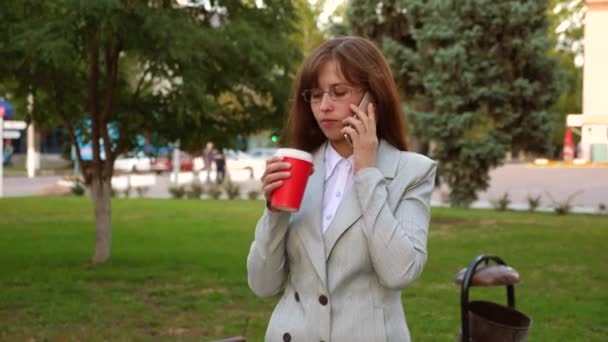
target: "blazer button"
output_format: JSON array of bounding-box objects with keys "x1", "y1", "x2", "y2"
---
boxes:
[
  {"x1": 294, "y1": 291, "x2": 300, "y2": 302},
  {"x1": 318, "y1": 295, "x2": 328, "y2": 306},
  {"x1": 283, "y1": 332, "x2": 291, "y2": 342}
]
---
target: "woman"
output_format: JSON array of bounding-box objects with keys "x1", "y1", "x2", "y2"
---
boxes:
[{"x1": 247, "y1": 36, "x2": 437, "y2": 342}]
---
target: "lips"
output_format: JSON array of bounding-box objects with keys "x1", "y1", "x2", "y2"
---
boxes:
[{"x1": 320, "y1": 119, "x2": 340, "y2": 127}]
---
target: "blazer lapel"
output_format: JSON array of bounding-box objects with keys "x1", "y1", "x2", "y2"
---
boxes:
[
  {"x1": 294, "y1": 144, "x2": 327, "y2": 287},
  {"x1": 324, "y1": 140, "x2": 401, "y2": 261}
]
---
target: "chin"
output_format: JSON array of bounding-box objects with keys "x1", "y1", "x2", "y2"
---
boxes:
[{"x1": 327, "y1": 134, "x2": 348, "y2": 144}]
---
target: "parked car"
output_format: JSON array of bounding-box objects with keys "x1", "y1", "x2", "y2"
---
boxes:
[
  {"x1": 151, "y1": 152, "x2": 197, "y2": 174},
  {"x1": 224, "y1": 149, "x2": 266, "y2": 178},
  {"x1": 247, "y1": 147, "x2": 278, "y2": 159},
  {"x1": 114, "y1": 152, "x2": 151, "y2": 173}
]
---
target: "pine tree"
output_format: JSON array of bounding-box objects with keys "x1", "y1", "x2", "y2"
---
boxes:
[{"x1": 347, "y1": 0, "x2": 563, "y2": 207}]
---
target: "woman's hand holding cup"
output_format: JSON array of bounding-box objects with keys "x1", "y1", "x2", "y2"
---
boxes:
[{"x1": 261, "y1": 156, "x2": 292, "y2": 203}]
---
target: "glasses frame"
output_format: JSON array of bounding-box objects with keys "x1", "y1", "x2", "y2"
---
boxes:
[{"x1": 301, "y1": 84, "x2": 363, "y2": 104}]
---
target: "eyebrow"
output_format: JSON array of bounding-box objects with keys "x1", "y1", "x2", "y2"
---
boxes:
[{"x1": 313, "y1": 82, "x2": 350, "y2": 89}]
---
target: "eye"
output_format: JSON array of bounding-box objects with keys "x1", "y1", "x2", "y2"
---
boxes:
[
  {"x1": 310, "y1": 89, "x2": 324, "y2": 99},
  {"x1": 331, "y1": 86, "x2": 350, "y2": 98}
]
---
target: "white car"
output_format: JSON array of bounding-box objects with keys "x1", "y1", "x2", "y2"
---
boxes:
[
  {"x1": 114, "y1": 152, "x2": 151, "y2": 173},
  {"x1": 247, "y1": 147, "x2": 278, "y2": 159},
  {"x1": 224, "y1": 149, "x2": 266, "y2": 178}
]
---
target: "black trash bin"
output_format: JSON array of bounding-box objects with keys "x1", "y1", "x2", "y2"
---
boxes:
[
  {"x1": 468, "y1": 300, "x2": 531, "y2": 342},
  {"x1": 457, "y1": 254, "x2": 532, "y2": 342}
]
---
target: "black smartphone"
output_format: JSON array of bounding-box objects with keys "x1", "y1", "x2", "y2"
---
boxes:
[{"x1": 345, "y1": 92, "x2": 372, "y2": 146}]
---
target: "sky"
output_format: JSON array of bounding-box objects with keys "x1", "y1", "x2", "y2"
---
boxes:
[{"x1": 310, "y1": 0, "x2": 345, "y2": 24}]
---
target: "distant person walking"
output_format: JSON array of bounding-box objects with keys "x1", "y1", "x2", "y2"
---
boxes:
[
  {"x1": 3, "y1": 140, "x2": 14, "y2": 166},
  {"x1": 203, "y1": 142, "x2": 215, "y2": 182},
  {"x1": 214, "y1": 151, "x2": 226, "y2": 184}
]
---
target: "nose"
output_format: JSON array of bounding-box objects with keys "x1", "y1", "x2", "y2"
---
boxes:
[{"x1": 318, "y1": 93, "x2": 333, "y2": 111}]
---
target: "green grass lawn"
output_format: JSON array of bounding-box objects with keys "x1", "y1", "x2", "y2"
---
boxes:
[{"x1": 0, "y1": 197, "x2": 606, "y2": 341}]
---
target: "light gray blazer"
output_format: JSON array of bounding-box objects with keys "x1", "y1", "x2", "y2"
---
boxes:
[{"x1": 247, "y1": 140, "x2": 437, "y2": 342}]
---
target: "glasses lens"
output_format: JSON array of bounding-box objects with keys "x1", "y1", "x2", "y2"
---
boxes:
[{"x1": 330, "y1": 85, "x2": 351, "y2": 101}]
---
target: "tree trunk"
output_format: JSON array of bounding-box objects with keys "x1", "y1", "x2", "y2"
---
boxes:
[{"x1": 91, "y1": 177, "x2": 112, "y2": 264}]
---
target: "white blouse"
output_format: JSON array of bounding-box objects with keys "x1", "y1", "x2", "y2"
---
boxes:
[{"x1": 322, "y1": 144, "x2": 355, "y2": 233}]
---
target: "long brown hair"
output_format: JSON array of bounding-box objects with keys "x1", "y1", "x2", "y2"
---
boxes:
[{"x1": 283, "y1": 36, "x2": 408, "y2": 152}]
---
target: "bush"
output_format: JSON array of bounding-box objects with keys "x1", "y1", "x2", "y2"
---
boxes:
[
  {"x1": 122, "y1": 186, "x2": 132, "y2": 198},
  {"x1": 490, "y1": 192, "x2": 510, "y2": 211},
  {"x1": 597, "y1": 203, "x2": 607, "y2": 215},
  {"x1": 547, "y1": 191, "x2": 582, "y2": 215},
  {"x1": 224, "y1": 181, "x2": 241, "y2": 200},
  {"x1": 186, "y1": 182, "x2": 204, "y2": 199},
  {"x1": 135, "y1": 187, "x2": 149, "y2": 198},
  {"x1": 247, "y1": 190, "x2": 261, "y2": 200},
  {"x1": 71, "y1": 181, "x2": 86, "y2": 196},
  {"x1": 168, "y1": 185, "x2": 186, "y2": 199},
  {"x1": 207, "y1": 184, "x2": 223, "y2": 199},
  {"x1": 527, "y1": 194, "x2": 542, "y2": 212}
]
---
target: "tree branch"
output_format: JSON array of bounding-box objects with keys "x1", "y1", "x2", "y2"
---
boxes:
[{"x1": 132, "y1": 63, "x2": 152, "y2": 107}]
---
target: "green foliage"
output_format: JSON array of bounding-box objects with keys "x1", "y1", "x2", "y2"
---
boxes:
[
  {"x1": 224, "y1": 180, "x2": 241, "y2": 199},
  {"x1": 598, "y1": 203, "x2": 607, "y2": 215},
  {"x1": 0, "y1": 0, "x2": 299, "y2": 261},
  {"x1": 0, "y1": 0, "x2": 299, "y2": 165},
  {"x1": 207, "y1": 183, "x2": 223, "y2": 199},
  {"x1": 70, "y1": 181, "x2": 86, "y2": 196},
  {"x1": 547, "y1": 190, "x2": 582, "y2": 215},
  {"x1": 168, "y1": 185, "x2": 186, "y2": 199},
  {"x1": 186, "y1": 181, "x2": 204, "y2": 199},
  {"x1": 527, "y1": 194, "x2": 542, "y2": 212},
  {"x1": 135, "y1": 186, "x2": 150, "y2": 198},
  {"x1": 347, "y1": 0, "x2": 563, "y2": 207},
  {"x1": 491, "y1": 192, "x2": 511, "y2": 211},
  {"x1": 547, "y1": 0, "x2": 584, "y2": 157},
  {"x1": 247, "y1": 190, "x2": 261, "y2": 200}
]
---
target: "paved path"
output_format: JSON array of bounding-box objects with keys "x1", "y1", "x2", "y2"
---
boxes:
[{"x1": 2, "y1": 164, "x2": 606, "y2": 213}]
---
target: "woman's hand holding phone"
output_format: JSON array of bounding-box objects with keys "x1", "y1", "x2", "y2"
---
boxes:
[{"x1": 341, "y1": 93, "x2": 378, "y2": 174}]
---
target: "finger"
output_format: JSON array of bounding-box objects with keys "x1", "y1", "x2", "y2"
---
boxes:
[
  {"x1": 263, "y1": 180, "x2": 284, "y2": 198},
  {"x1": 266, "y1": 155, "x2": 283, "y2": 166},
  {"x1": 261, "y1": 161, "x2": 291, "y2": 181},
  {"x1": 350, "y1": 103, "x2": 369, "y2": 120},
  {"x1": 344, "y1": 116, "x2": 366, "y2": 135},
  {"x1": 263, "y1": 171, "x2": 291, "y2": 186},
  {"x1": 261, "y1": 163, "x2": 291, "y2": 184},
  {"x1": 367, "y1": 103, "x2": 376, "y2": 130},
  {"x1": 341, "y1": 126, "x2": 359, "y2": 144}
]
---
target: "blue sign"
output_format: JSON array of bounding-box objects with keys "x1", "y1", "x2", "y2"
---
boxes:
[{"x1": 0, "y1": 99, "x2": 15, "y2": 119}]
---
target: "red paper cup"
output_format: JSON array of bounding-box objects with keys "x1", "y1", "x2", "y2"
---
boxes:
[{"x1": 270, "y1": 148, "x2": 313, "y2": 212}]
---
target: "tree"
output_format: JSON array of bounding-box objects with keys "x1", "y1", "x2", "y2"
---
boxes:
[
  {"x1": 548, "y1": 0, "x2": 585, "y2": 157},
  {"x1": 0, "y1": 0, "x2": 298, "y2": 263},
  {"x1": 346, "y1": 0, "x2": 563, "y2": 207}
]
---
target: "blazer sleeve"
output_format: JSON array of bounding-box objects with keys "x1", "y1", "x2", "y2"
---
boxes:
[
  {"x1": 354, "y1": 155, "x2": 437, "y2": 290},
  {"x1": 246, "y1": 209, "x2": 291, "y2": 297}
]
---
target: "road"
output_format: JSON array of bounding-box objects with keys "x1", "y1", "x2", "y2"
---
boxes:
[{"x1": 2, "y1": 164, "x2": 606, "y2": 212}]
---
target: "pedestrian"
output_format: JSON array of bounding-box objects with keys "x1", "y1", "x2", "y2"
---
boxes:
[
  {"x1": 214, "y1": 151, "x2": 226, "y2": 184},
  {"x1": 3, "y1": 139, "x2": 14, "y2": 166},
  {"x1": 247, "y1": 36, "x2": 437, "y2": 341},
  {"x1": 203, "y1": 141, "x2": 214, "y2": 182}
]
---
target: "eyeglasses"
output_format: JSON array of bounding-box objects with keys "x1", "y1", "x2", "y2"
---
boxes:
[{"x1": 301, "y1": 85, "x2": 362, "y2": 104}]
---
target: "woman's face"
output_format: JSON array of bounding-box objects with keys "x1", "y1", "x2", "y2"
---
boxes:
[{"x1": 309, "y1": 60, "x2": 365, "y2": 144}]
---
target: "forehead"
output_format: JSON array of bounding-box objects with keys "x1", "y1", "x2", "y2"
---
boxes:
[{"x1": 315, "y1": 60, "x2": 348, "y2": 87}]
